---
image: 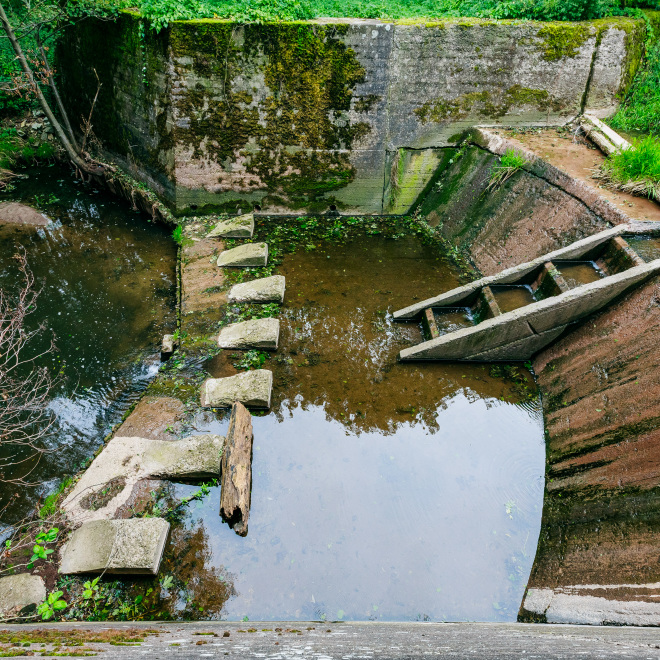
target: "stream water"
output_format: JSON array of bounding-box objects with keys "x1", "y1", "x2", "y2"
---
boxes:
[
  {"x1": 0, "y1": 167, "x2": 177, "y2": 521},
  {"x1": 175, "y1": 233, "x2": 546, "y2": 623}
]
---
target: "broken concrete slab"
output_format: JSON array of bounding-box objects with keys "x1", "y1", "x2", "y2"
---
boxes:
[
  {"x1": 0, "y1": 574, "x2": 46, "y2": 618},
  {"x1": 228, "y1": 275, "x2": 286, "y2": 303},
  {"x1": 218, "y1": 317, "x2": 280, "y2": 350},
  {"x1": 207, "y1": 213, "x2": 254, "y2": 238},
  {"x1": 217, "y1": 242, "x2": 268, "y2": 268},
  {"x1": 201, "y1": 369, "x2": 273, "y2": 409},
  {"x1": 62, "y1": 433, "x2": 224, "y2": 523},
  {"x1": 0, "y1": 202, "x2": 49, "y2": 227},
  {"x1": 59, "y1": 518, "x2": 169, "y2": 575},
  {"x1": 161, "y1": 334, "x2": 176, "y2": 360}
]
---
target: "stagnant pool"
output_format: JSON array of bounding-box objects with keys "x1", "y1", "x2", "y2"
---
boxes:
[
  {"x1": 0, "y1": 172, "x2": 544, "y2": 622},
  {"x1": 0, "y1": 167, "x2": 176, "y2": 521},
  {"x1": 161, "y1": 232, "x2": 546, "y2": 623}
]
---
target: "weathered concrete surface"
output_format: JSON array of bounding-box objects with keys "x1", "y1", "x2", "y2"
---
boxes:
[
  {"x1": 181, "y1": 234, "x2": 226, "y2": 340},
  {"x1": 521, "y1": 273, "x2": 660, "y2": 625},
  {"x1": 201, "y1": 369, "x2": 273, "y2": 409},
  {"x1": 59, "y1": 518, "x2": 169, "y2": 575},
  {"x1": 217, "y1": 243, "x2": 268, "y2": 268},
  {"x1": 0, "y1": 202, "x2": 49, "y2": 227},
  {"x1": 228, "y1": 275, "x2": 286, "y2": 303},
  {"x1": 58, "y1": 15, "x2": 644, "y2": 214},
  {"x1": 62, "y1": 434, "x2": 224, "y2": 523},
  {"x1": 0, "y1": 574, "x2": 46, "y2": 618},
  {"x1": 218, "y1": 317, "x2": 280, "y2": 350},
  {"x1": 115, "y1": 396, "x2": 185, "y2": 441},
  {"x1": 207, "y1": 213, "x2": 254, "y2": 238},
  {"x1": 3, "y1": 622, "x2": 660, "y2": 658}
]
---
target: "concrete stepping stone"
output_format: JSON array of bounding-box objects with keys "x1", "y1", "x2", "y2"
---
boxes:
[
  {"x1": 207, "y1": 213, "x2": 254, "y2": 238},
  {"x1": 218, "y1": 317, "x2": 280, "y2": 350},
  {"x1": 62, "y1": 434, "x2": 224, "y2": 523},
  {"x1": 59, "y1": 518, "x2": 169, "y2": 575},
  {"x1": 0, "y1": 574, "x2": 46, "y2": 617},
  {"x1": 201, "y1": 369, "x2": 272, "y2": 409},
  {"x1": 0, "y1": 202, "x2": 49, "y2": 227},
  {"x1": 228, "y1": 275, "x2": 286, "y2": 303},
  {"x1": 217, "y1": 242, "x2": 268, "y2": 268}
]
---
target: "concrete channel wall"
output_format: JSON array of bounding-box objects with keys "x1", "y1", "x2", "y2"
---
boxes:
[
  {"x1": 56, "y1": 14, "x2": 645, "y2": 215},
  {"x1": 434, "y1": 130, "x2": 660, "y2": 625}
]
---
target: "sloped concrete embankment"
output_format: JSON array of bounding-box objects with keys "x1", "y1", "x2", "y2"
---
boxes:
[
  {"x1": 56, "y1": 14, "x2": 644, "y2": 215},
  {"x1": 424, "y1": 130, "x2": 660, "y2": 624}
]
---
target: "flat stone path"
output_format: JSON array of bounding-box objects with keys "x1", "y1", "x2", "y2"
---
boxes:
[
  {"x1": 201, "y1": 370, "x2": 273, "y2": 409},
  {"x1": 1, "y1": 622, "x2": 660, "y2": 658}
]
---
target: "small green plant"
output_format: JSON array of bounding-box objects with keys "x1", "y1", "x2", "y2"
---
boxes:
[
  {"x1": 172, "y1": 225, "x2": 184, "y2": 245},
  {"x1": 37, "y1": 590, "x2": 67, "y2": 620},
  {"x1": 27, "y1": 527, "x2": 58, "y2": 569},
  {"x1": 160, "y1": 574, "x2": 174, "y2": 590},
  {"x1": 82, "y1": 577, "x2": 100, "y2": 601},
  {"x1": 233, "y1": 350, "x2": 268, "y2": 371},
  {"x1": 487, "y1": 149, "x2": 529, "y2": 191},
  {"x1": 597, "y1": 135, "x2": 660, "y2": 200}
]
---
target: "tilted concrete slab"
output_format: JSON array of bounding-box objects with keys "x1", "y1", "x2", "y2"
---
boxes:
[
  {"x1": 0, "y1": 574, "x2": 46, "y2": 618},
  {"x1": 207, "y1": 213, "x2": 254, "y2": 238},
  {"x1": 201, "y1": 369, "x2": 273, "y2": 409},
  {"x1": 62, "y1": 434, "x2": 224, "y2": 523},
  {"x1": 394, "y1": 225, "x2": 626, "y2": 321},
  {"x1": 400, "y1": 259, "x2": 660, "y2": 361},
  {"x1": 217, "y1": 242, "x2": 268, "y2": 267},
  {"x1": 59, "y1": 518, "x2": 169, "y2": 575},
  {"x1": 218, "y1": 317, "x2": 280, "y2": 350},
  {"x1": 228, "y1": 275, "x2": 286, "y2": 303}
]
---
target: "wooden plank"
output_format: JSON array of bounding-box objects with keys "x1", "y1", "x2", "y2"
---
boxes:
[
  {"x1": 422, "y1": 308, "x2": 440, "y2": 339},
  {"x1": 220, "y1": 401, "x2": 254, "y2": 537}
]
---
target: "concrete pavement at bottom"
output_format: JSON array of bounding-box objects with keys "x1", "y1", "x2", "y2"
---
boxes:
[{"x1": 2, "y1": 622, "x2": 660, "y2": 658}]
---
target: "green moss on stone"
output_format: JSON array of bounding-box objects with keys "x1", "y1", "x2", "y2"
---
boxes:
[{"x1": 536, "y1": 23, "x2": 592, "y2": 61}]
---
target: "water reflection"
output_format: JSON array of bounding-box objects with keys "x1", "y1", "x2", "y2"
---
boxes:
[{"x1": 0, "y1": 168, "x2": 176, "y2": 520}]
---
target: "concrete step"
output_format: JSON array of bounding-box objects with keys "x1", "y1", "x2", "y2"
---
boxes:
[{"x1": 396, "y1": 222, "x2": 660, "y2": 361}]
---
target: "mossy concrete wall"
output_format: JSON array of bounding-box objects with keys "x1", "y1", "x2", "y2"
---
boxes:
[{"x1": 57, "y1": 14, "x2": 644, "y2": 215}]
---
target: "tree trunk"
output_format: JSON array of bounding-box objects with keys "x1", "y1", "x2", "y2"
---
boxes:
[
  {"x1": 220, "y1": 401, "x2": 253, "y2": 537},
  {"x1": 0, "y1": 1, "x2": 101, "y2": 175}
]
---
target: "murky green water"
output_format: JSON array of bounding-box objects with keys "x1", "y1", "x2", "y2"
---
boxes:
[
  {"x1": 0, "y1": 167, "x2": 176, "y2": 521},
  {"x1": 171, "y1": 233, "x2": 546, "y2": 623}
]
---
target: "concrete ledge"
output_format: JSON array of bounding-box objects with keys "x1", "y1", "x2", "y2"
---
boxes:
[{"x1": 59, "y1": 518, "x2": 169, "y2": 575}]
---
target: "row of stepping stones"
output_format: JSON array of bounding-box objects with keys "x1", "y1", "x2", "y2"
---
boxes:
[
  {"x1": 200, "y1": 213, "x2": 285, "y2": 410},
  {"x1": 0, "y1": 215, "x2": 277, "y2": 616}
]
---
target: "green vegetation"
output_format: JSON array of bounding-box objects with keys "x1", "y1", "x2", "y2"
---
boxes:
[
  {"x1": 129, "y1": 0, "x2": 657, "y2": 29},
  {"x1": 610, "y1": 20, "x2": 660, "y2": 135},
  {"x1": 487, "y1": 148, "x2": 530, "y2": 190},
  {"x1": 598, "y1": 135, "x2": 660, "y2": 199}
]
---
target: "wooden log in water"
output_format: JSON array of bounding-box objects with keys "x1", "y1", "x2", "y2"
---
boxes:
[{"x1": 220, "y1": 401, "x2": 254, "y2": 536}]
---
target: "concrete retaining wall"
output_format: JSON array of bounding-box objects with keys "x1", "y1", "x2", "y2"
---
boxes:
[{"x1": 56, "y1": 14, "x2": 645, "y2": 215}]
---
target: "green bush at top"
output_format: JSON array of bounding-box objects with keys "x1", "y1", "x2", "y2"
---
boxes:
[{"x1": 130, "y1": 0, "x2": 658, "y2": 30}]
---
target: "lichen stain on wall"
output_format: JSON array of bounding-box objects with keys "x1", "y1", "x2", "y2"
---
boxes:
[{"x1": 170, "y1": 22, "x2": 372, "y2": 212}]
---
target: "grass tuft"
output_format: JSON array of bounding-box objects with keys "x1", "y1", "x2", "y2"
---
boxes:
[{"x1": 487, "y1": 148, "x2": 530, "y2": 191}]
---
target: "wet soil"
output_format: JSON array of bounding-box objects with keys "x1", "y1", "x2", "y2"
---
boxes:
[
  {"x1": 172, "y1": 232, "x2": 546, "y2": 622},
  {"x1": 0, "y1": 167, "x2": 177, "y2": 521}
]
